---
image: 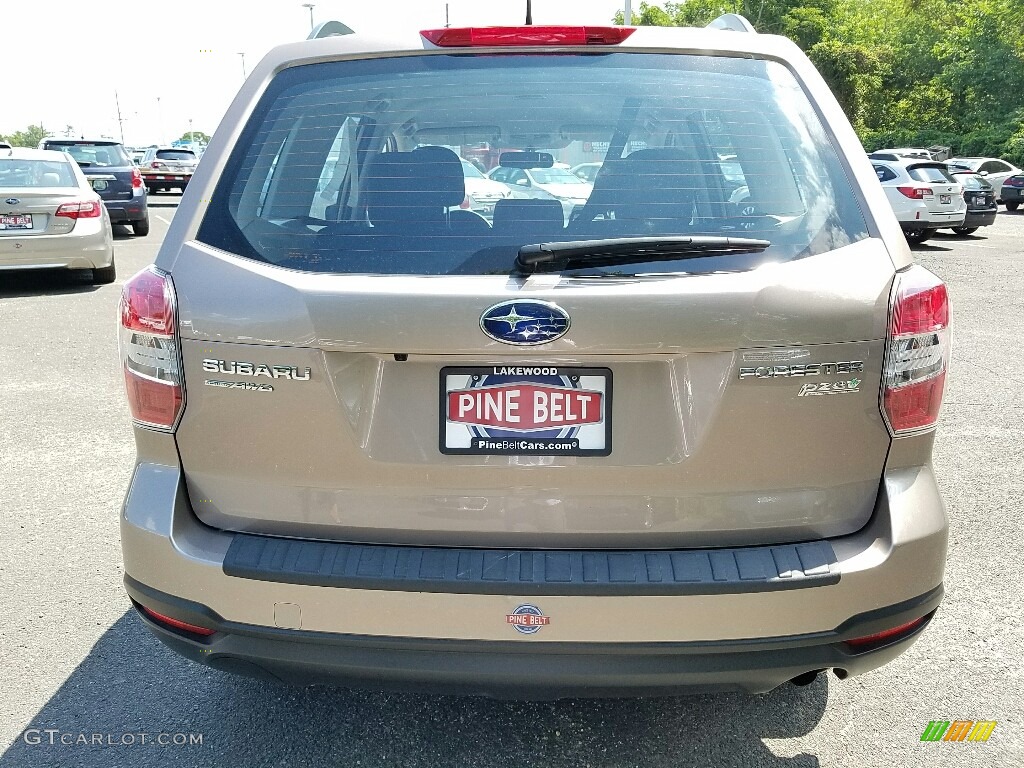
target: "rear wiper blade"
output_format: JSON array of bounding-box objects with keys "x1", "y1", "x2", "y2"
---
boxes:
[{"x1": 515, "y1": 236, "x2": 771, "y2": 273}]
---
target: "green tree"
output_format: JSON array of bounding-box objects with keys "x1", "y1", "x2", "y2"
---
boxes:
[
  {"x1": 808, "y1": 40, "x2": 886, "y2": 130},
  {"x1": 0, "y1": 124, "x2": 47, "y2": 147},
  {"x1": 610, "y1": 0, "x2": 1024, "y2": 162},
  {"x1": 175, "y1": 130, "x2": 211, "y2": 144}
]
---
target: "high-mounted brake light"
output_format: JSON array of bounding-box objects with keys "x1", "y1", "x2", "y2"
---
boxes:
[
  {"x1": 882, "y1": 266, "x2": 950, "y2": 434},
  {"x1": 55, "y1": 200, "x2": 102, "y2": 219},
  {"x1": 421, "y1": 26, "x2": 636, "y2": 47},
  {"x1": 118, "y1": 267, "x2": 184, "y2": 430}
]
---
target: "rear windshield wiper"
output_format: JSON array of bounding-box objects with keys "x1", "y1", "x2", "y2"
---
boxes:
[{"x1": 515, "y1": 236, "x2": 771, "y2": 273}]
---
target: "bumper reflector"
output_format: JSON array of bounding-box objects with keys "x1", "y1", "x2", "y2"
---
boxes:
[
  {"x1": 139, "y1": 605, "x2": 216, "y2": 637},
  {"x1": 846, "y1": 615, "x2": 927, "y2": 649}
]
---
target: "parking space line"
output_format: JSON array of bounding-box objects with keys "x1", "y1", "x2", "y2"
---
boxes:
[{"x1": 155, "y1": 215, "x2": 172, "y2": 226}]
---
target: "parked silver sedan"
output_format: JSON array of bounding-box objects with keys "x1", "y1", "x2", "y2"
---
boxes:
[{"x1": 0, "y1": 147, "x2": 115, "y2": 283}]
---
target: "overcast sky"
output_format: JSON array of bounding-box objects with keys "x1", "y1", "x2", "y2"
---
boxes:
[{"x1": 1, "y1": 0, "x2": 628, "y2": 146}]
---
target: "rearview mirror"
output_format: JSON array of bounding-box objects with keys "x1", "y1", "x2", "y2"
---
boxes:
[{"x1": 499, "y1": 151, "x2": 553, "y2": 169}]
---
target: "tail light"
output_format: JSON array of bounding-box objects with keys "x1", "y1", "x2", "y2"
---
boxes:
[
  {"x1": 131, "y1": 166, "x2": 143, "y2": 189},
  {"x1": 896, "y1": 186, "x2": 932, "y2": 199},
  {"x1": 421, "y1": 26, "x2": 636, "y2": 47},
  {"x1": 118, "y1": 267, "x2": 184, "y2": 430},
  {"x1": 882, "y1": 266, "x2": 950, "y2": 434},
  {"x1": 459, "y1": 195, "x2": 471, "y2": 209},
  {"x1": 55, "y1": 200, "x2": 102, "y2": 219},
  {"x1": 1005, "y1": 176, "x2": 1024, "y2": 188}
]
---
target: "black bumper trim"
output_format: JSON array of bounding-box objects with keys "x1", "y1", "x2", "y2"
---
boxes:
[
  {"x1": 961, "y1": 209, "x2": 997, "y2": 227},
  {"x1": 124, "y1": 577, "x2": 942, "y2": 697},
  {"x1": 222, "y1": 533, "x2": 839, "y2": 596}
]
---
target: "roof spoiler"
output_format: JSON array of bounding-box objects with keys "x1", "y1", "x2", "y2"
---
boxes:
[
  {"x1": 706, "y1": 14, "x2": 756, "y2": 33},
  {"x1": 308, "y1": 20, "x2": 355, "y2": 40}
]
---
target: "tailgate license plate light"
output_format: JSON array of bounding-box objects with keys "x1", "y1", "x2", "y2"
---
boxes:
[
  {"x1": 0, "y1": 213, "x2": 32, "y2": 230},
  {"x1": 939, "y1": 194, "x2": 951, "y2": 204},
  {"x1": 440, "y1": 366, "x2": 611, "y2": 456}
]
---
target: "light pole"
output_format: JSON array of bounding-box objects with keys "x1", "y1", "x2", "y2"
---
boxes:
[
  {"x1": 189, "y1": 118, "x2": 194, "y2": 146},
  {"x1": 301, "y1": 3, "x2": 315, "y2": 31},
  {"x1": 624, "y1": 1, "x2": 632, "y2": 24},
  {"x1": 115, "y1": 90, "x2": 126, "y2": 144},
  {"x1": 156, "y1": 96, "x2": 163, "y2": 146},
  {"x1": 238, "y1": 52, "x2": 247, "y2": 81}
]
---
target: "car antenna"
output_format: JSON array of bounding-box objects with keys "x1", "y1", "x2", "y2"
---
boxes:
[{"x1": 525, "y1": 0, "x2": 532, "y2": 25}]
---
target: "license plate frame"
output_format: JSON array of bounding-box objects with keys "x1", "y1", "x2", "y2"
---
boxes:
[
  {"x1": 439, "y1": 365, "x2": 612, "y2": 456},
  {"x1": 939, "y1": 194, "x2": 952, "y2": 204},
  {"x1": 0, "y1": 213, "x2": 32, "y2": 230}
]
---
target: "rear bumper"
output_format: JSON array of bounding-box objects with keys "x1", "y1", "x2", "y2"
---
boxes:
[
  {"x1": 127, "y1": 574, "x2": 940, "y2": 698},
  {"x1": 103, "y1": 198, "x2": 147, "y2": 223},
  {"x1": 960, "y1": 208, "x2": 997, "y2": 228},
  {"x1": 900, "y1": 215, "x2": 964, "y2": 232},
  {"x1": 0, "y1": 225, "x2": 113, "y2": 270},
  {"x1": 121, "y1": 433, "x2": 948, "y2": 696},
  {"x1": 142, "y1": 173, "x2": 192, "y2": 185}
]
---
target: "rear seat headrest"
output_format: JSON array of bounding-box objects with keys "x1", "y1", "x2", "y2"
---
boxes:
[
  {"x1": 364, "y1": 146, "x2": 465, "y2": 224},
  {"x1": 492, "y1": 198, "x2": 564, "y2": 232}
]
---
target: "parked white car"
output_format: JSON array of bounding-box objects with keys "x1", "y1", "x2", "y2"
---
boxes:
[
  {"x1": 945, "y1": 157, "x2": 1022, "y2": 204},
  {"x1": 487, "y1": 164, "x2": 592, "y2": 208},
  {"x1": 459, "y1": 159, "x2": 510, "y2": 220},
  {"x1": 871, "y1": 157, "x2": 966, "y2": 243}
]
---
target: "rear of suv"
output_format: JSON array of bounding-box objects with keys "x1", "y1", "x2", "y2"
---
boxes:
[
  {"x1": 118, "y1": 17, "x2": 950, "y2": 698},
  {"x1": 139, "y1": 146, "x2": 199, "y2": 194},
  {"x1": 39, "y1": 138, "x2": 149, "y2": 236},
  {"x1": 871, "y1": 155, "x2": 966, "y2": 244}
]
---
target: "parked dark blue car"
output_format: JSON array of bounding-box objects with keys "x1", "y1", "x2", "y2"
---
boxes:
[{"x1": 38, "y1": 138, "x2": 149, "y2": 236}]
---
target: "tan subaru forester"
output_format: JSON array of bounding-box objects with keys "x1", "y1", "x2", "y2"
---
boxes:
[{"x1": 118, "y1": 14, "x2": 950, "y2": 698}]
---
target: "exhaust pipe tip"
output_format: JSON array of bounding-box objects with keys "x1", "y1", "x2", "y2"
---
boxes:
[
  {"x1": 789, "y1": 670, "x2": 821, "y2": 687},
  {"x1": 833, "y1": 668, "x2": 849, "y2": 680}
]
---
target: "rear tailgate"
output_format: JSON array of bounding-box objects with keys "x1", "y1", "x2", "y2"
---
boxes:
[
  {"x1": 82, "y1": 167, "x2": 134, "y2": 201},
  {"x1": 171, "y1": 238, "x2": 892, "y2": 549},
  {"x1": 166, "y1": 44, "x2": 896, "y2": 550}
]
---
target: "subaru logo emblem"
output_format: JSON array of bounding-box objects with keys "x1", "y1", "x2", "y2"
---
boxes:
[
  {"x1": 480, "y1": 300, "x2": 570, "y2": 345},
  {"x1": 5, "y1": 198, "x2": 19, "y2": 205}
]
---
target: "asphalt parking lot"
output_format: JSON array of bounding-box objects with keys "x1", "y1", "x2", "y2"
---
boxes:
[{"x1": 0, "y1": 200, "x2": 1021, "y2": 767}]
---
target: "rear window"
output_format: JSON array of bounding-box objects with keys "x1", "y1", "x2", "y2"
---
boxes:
[
  {"x1": 199, "y1": 53, "x2": 869, "y2": 276},
  {"x1": 907, "y1": 164, "x2": 957, "y2": 183},
  {"x1": 47, "y1": 142, "x2": 130, "y2": 167},
  {"x1": 955, "y1": 174, "x2": 990, "y2": 190},
  {"x1": 155, "y1": 150, "x2": 196, "y2": 160},
  {"x1": 873, "y1": 165, "x2": 898, "y2": 182},
  {"x1": 0, "y1": 158, "x2": 77, "y2": 187}
]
